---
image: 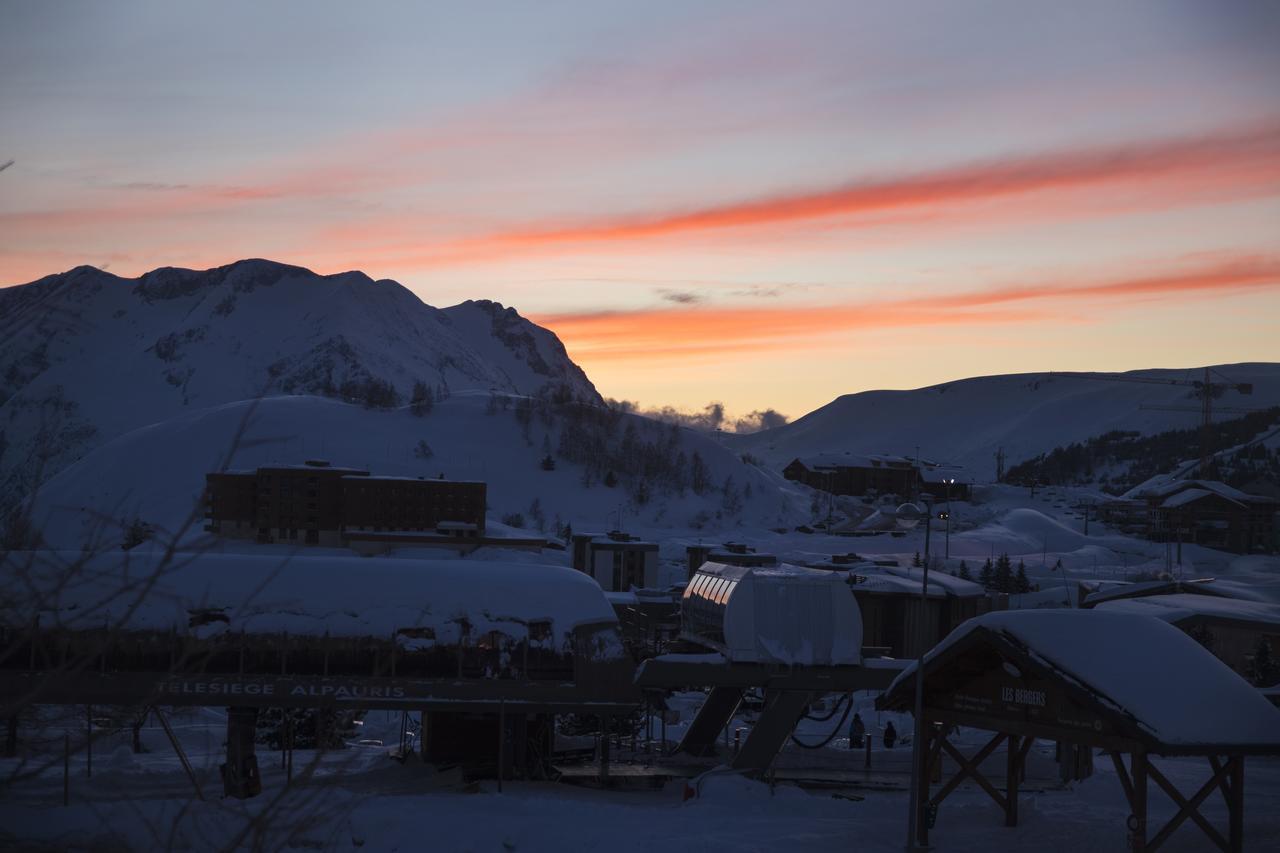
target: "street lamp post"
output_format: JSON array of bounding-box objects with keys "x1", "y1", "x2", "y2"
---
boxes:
[
  {"x1": 896, "y1": 499, "x2": 935, "y2": 851},
  {"x1": 943, "y1": 478, "x2": 954, "y2": 560}
]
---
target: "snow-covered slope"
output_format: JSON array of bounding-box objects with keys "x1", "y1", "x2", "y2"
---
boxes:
[
  {"x1": 0, "y1": 260, "x2": 599, "y2": 503},
  {"x1": 730, "y1": 364, "x2": 1280, "y2": 479},
  {"x1": 29, "y1": 392, "x2": 798, "y2": 549}
]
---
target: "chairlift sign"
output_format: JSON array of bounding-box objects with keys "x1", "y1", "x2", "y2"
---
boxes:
[{"x1": 930, "y1": 660, "x2": 1112, "y2": 736}]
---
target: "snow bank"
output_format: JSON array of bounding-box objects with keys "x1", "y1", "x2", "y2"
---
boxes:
[{"x1": 2, "y1": 551, "x2": 618, "y2": 647}]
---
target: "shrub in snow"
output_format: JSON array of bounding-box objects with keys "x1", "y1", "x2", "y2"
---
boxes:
[
  {"x1": 409, "y1": 381, "x2": 434, "y2": 416},
  {"x1": 1248, "y1": 638, "x2": 1280, "y2": 688},
  {"x1": 121, "y1": 518, "x2": 154, "y2": 551},
  {"x1": 257, "y1": 707, "x2": 356, "y2": 750},
  {"x1": 501, "y1": 512, "x2": 526, "y2": 529}
]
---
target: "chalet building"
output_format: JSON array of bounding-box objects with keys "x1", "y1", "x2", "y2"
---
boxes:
[
  {"x1": 845, "y1": 565, "x2": 988, "y2": 658},
  {"x1": 783, "y1": 453, "x2": 974, "y2": 502},
  {"x1": 1146, "y1": 480, "x2": 1277, "y2": 553},
  {"x1": 1100, "y1": 479, "x2": 1279, "y2": 554},
  {"x1": 342, "y1": 476, "x2": 485, "y2": 537},
  {"x1": 205, "y1": 460, "x2": 486, "y2": 546},
  {"x1": 783, "y1": 453, "x2": 919, "y2": 498},
  {"x1": 1091, "y1": 588, "x2": 1280, "y2": 680},
  {"x1": 684, "y1": 542, "x2": 777, "y2": 579},
  {"x1": 571, "y1": 531, "x2": 660, "y2": 592}
]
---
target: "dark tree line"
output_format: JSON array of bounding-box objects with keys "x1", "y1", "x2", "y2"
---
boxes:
[
  {"x1": 1005, "y1": 406, "x2": 1280, "y2": 494},
  {"x1": 977, "y1": 554, "x2": 1032, "y2": 594}
]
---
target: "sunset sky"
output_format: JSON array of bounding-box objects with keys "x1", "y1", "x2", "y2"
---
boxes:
[{"x1": 3, "y1": 2, "x2": 1278, "y2": 419}]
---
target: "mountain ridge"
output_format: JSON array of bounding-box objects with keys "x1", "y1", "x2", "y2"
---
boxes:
[
  {"x1": 0, "y1": 259, "x2": 600, "y2": 505},
  {"x1": 730, "y1": 363, "x2": 1280, "y2": 478}
]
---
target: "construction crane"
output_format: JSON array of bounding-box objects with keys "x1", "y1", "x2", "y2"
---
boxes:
[{"x1": 1052, "y1": 367, "x2": 1256, "y2": 478}]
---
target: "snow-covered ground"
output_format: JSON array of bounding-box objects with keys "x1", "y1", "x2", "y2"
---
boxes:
[
  {"x1": 29, "y1": 391, "x2": 801, "y2": 549},
  {"x1": 4, "y1": 703, "x2": 1279, "y2": 852}
]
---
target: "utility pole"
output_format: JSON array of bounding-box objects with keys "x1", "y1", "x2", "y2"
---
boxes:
[
  {"x1": 896, "y1": 499, "x2": 935, "y2": 851},
  {"x1": 943, "y1": 478, "x2": 954, "y2": 559},
  {"x1": 1057, "y1": 368, "x2": 1255, "y2": 478}
]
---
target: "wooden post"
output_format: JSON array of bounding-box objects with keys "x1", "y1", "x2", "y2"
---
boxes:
[
  {"x1": 85, "y1": 705, "x2": 92, "y2": 779},
  {"x1": 63, "y1": 732, "x2": 70, "y2": 806},
  {"x1": 154, "y1": 706, "x2": 204, "y2": 801},
  {"x1": 1132, "y1": 751, "x2": 1148, "y2": 853},
  {"x1": 865, "y1": 731, "x2": 872, "y2": 770},
  {"x1": 497, "y1": 699, "x2": 506, "y2": 793},
  {"x1": 1005, "y1": 734, "x2": 1019, "y2": 826},
  {"x1": 1229, "y1": 756, "x2": 1243, "y2": 853},
  {"x1": 599, "y1": 715, "x2": 610, "y2": 781},
  {"x1": 4, "y1": 715, "x2": 16, "y2": 758},
  {"x1": 917, "y1": 725, "x2": 932, "y2": 847},
  {"x1": 29, "y1": 614, "x2": 39, "y2": 670},
  {"x1": 131, "y1": 708, "x2": 146, "y2": 754}
]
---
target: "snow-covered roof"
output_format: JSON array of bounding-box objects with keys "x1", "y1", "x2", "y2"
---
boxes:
[
  {"x1": 344, "y1": 475, "x2": 485, "y2": 484},
  {"x1": 1160, "y1": 488, "x2": 1243, "y2": 510},
  {"x1": 3, "y1": 552, "x2": 618, "y2": 647},
  {"x1": 589, "y1": 536, "x2": 658, "y2": 549},
  {"x1": 1129, "y1": 477, "x2": 1274, "y2": 505},
  {"x1": 258, "y1": 463, "x2": 370, "y2": 474},
  {"x1": 791, "y1": 453, "x2": 915, "y2": 470},
  {"x1": 849, "y1": 565, "x2": 985, "y2": 599},
  {"x1": 852, "y1": 570, "x2": 947, "y2": 598},
  {"x1": 1095, "y1": 594, "x2": 1280, "y2": 627},
  {"x1": 1082, "y1": 578, "x2": 1241, "y2": 607},
  {"x1": 888, "y1": 610, "x2": 1280, "y2": 750}
]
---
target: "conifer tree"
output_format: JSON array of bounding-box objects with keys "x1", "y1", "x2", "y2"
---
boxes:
[
  {"x1": 979, "y1": 558, "x2": 994, "y2": 590},
  {"x1": 958, "y1": 560, "x2": 971, "y2": 581},
  {"x1": 994, "y1": 554, "x2": 1014, "y2": 593},
  {"x1": 1015, "y1": 562, "x2": 1031, "y2": 594},
  {"x1": 689, "y1": 451, "x2": 711, "y2": 495},
  {"x1": 912, "y1": 551, "x2": 922, "y2": 568}
]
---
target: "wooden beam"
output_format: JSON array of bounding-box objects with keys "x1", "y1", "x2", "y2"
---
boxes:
[
  {"x1": 153, "y1": 706, "x2": 204, "y2": 801},
  {"x1": 1133, "y1": 751, "x2": 1148, "y2": 853},
  {"x1": 1229, "y1": 756, "x2": 1243, "y2": 853},
  {"x1": 1110, "y1": 751, "x2": 1136, "y2": 812},
  {"x1": 1146, "y1": 758, "x2": 1230, "y2": 852},
  {"x1": 935, "y1": 731, "x2": 1008, "y2": 810},
  {"x1": 1208, "y1": 755, "x2": 1232, "y2": 811},
  {"x1": 929, "y1": 708, "x2": 1139, "y2": 754},
  {"x1": 1006, "y1": 734, "x2": 1021, "y2": 827}
]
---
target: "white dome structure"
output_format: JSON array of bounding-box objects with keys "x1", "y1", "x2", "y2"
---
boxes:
[{"x1": 681, "y1": 561, "x2": 863, "y2": 665}]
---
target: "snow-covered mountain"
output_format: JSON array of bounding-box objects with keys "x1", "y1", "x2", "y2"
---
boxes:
[
  {"x1": 729, "y1": 364, "x2": 1280, "y2": 479},
  {"x1": 29, "y1": 393, "x2": 797, "y2": 549},
  {"x1": 0, "y1": 259, "x2": 599, "y2": 503}
]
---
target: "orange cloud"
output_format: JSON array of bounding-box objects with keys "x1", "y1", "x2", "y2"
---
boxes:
[
  {"x1": 435, "y1": 122, "x2": 1280, "y2": 259},
  {"x1": 533, "y1": 255, "x2": 1280, "y2": 361}
]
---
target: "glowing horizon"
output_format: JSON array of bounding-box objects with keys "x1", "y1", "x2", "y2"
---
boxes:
[{"x1": 3, "y1": 2, "x2": 1278, "y2": 418}]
